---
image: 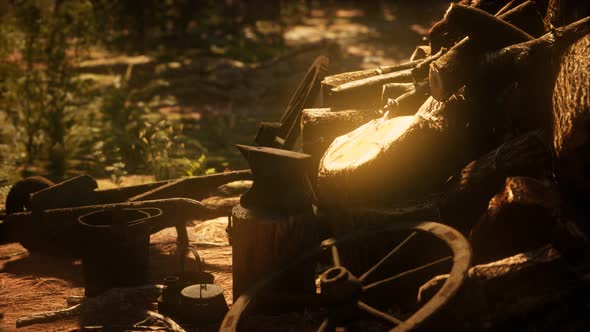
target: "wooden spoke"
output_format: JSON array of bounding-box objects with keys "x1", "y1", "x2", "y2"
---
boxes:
[
  {"x1": 363, "y1": 256, "x2": 452, "y2": 291},
  {"x1": 331, "y1": 244, "x2": 341, "y2": 267},
  {"x1": 357, "y1": 301, "x2": 403, "y2": 326},
  {"x1": 359, "y1": 231, "x2": 417, "y2": 281}
]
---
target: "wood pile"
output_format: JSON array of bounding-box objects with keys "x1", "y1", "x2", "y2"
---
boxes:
[{"x1": 300, "y1": 0, "x2": 590, "y2": 328}]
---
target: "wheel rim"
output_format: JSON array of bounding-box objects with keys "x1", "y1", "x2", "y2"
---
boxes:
[{"x1": 221, "y1": 220, "x2": 471, "y2": 332}]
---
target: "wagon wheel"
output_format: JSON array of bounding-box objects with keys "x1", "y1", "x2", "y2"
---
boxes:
[{"x1": 221, "y1": 220, "x2": 471, "y2": 332}]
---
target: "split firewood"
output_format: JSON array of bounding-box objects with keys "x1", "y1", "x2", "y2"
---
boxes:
[
  {"x1": 383, "y1": 81, "x2": 430, "y2": 117},
  {"x1": 440, "y1": 131, "x2": 552, "y2": 234},
  {"x1": 470, "y1": 177, "x2": 560, "y2": 264},
  {"x1": 321, "y1": 61, "x2": 421, "y2": 93},
  {"x1": 418, "y1": 245, "x2": 579, "y2": 330},
  {"x1": 325, "y1": 69, "x2": 414, "y2": 109},
  {"x1": 318, "y1": 91, "x2": 477, "y2": 208},
  {"x1": 429, "y1": 4, "x2": 534, "y2": 101},
  {"x1": 320, "y1": 61, "x2": 423, "y2": 108},
  {"x1": 323, "y1": 50, "x2": 446, "y2": 109},
  {"x1": 552, "y1": 35, "x2": 590, "y2": 205}
]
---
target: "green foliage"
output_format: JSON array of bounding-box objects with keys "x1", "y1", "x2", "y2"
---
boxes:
[
  {"x1": 95, "y1": 67, "x2": 210, "y2": 180},
  {"x1": 0, "y1": 0, "x2": 97, "y2": 179}
]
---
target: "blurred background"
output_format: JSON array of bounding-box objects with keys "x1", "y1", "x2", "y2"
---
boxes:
[{"x1": 0, "y1": 0, "x2": 449, "y2": 190}]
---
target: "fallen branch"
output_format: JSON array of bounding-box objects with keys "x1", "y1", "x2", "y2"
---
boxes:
[
  {"x1": 16, "y1": 304, "x2": 81, "y2": 328},
  {"x1": 145, "y1": 311, "x2": 185, "y2": 332}
]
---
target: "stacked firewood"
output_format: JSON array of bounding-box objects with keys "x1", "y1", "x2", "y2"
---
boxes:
[{"x1": 301, "y1": 0, "x2": 590, "y2": 328}]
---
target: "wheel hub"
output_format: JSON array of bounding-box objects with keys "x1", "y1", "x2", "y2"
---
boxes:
[{"x1": 320, "y1": 266, "x2": 362, "y2": 306}]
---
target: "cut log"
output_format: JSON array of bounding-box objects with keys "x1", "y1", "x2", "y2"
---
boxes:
[
  {"x1": 325, "y1": 69, "x2": 414, "y2": 109},
  {"x1": 469, "y1": 177, "x2": 559, "y2": 264},
  {"x1": 323, "y1": 50, "x2": 445, "y2": 110},
  {"x1": 321, "y1": 61, "x2": 421, "y2": 92},
  {"x1": 321, "y1": 61, "x2": 422, "y2": 108},
  {"x1": 300, "y1": 108, "x2": 380, "y2": 179},
  {"x1": 318, "y1": 92, "x2": 476, "y2": 208},
  {"x1": 429, "y1": 4, "x2": 534, "y2": 101},
  {"x1": 552, "y1": 35, "x2": 590, "y2": 206},
  {"x1": 440, "y1": 131, "x2": 552, "y2": 234},
  {"x1": 431, "y1": 15, "x2": 590, "y2": 103}
]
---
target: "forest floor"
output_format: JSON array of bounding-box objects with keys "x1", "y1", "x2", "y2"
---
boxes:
[{"x1": 0, "y1": 5, "x2": 447, "y2": 331}]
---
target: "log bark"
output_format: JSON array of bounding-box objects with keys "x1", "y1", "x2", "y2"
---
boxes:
[
  {"x1": 469, "y1": 177, "x2": 559, "y2": 264},
  {"x1": 318, "y1": 91, "x2": 476, "y2": 208},
  {"x1": 418, "y1": 245, "x2": 579, "y2": 330},
  {"x1": 552, "y1": 35, "x2": 590, "y2": 206},
  {"x1": 439, "y1": 131, "x2": 552, "y2": 234}
]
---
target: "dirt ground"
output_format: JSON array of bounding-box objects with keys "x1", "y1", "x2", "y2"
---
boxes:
[{"x1": 0, "y1": 221, "x2": 232, "y2": 332}]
